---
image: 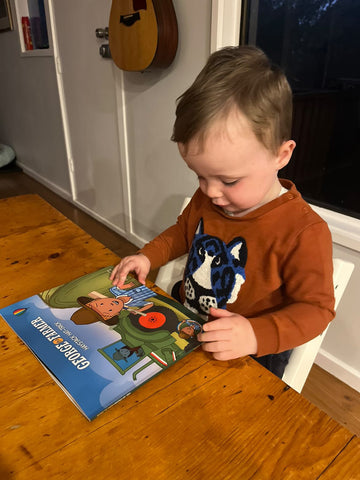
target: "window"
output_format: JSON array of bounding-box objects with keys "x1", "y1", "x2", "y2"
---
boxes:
[{"x1": 242, "y1": 0, "x2": 360, "y2": 219}]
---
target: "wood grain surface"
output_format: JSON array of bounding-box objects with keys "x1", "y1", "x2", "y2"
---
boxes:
[{"x1": 1, "y1": 195, "x2": 359, "y2": 480}]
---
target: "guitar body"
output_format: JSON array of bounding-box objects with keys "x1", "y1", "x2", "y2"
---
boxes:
[{"x1": 109, "y1": 0, "x2": 178, "y2": 71}]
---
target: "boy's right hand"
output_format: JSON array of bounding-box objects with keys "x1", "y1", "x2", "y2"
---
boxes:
[{"x1": 110, "y1": 254, "x2": 151, "y2": 287}]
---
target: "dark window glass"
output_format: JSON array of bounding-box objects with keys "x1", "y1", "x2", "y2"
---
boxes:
[{"x1": 242, "y1": 0, "x2": 360, "y2": 219}]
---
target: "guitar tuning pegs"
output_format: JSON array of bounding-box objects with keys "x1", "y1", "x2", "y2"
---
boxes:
[
  {"x1": 95, "y1": 27, "x2": 109, "y2": 40},
  {"x1": 99, "y1": 44, "x2": 111, "y2": 59}
]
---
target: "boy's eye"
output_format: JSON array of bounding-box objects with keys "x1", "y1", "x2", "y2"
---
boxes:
[{"x1": 222, "y1": 179, "x2": 238, "y2": 186}]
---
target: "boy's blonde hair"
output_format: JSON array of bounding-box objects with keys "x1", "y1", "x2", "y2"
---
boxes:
[{"x1": 172, "y1": 46, "x2": 293, "y2": 154}]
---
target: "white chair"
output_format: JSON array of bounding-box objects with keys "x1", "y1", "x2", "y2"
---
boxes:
[
  {"x1": 282, "y1": 257, "x2": 354, "y2": 392},
  {"x1": 155, "y1": 200, "x2": 355, "y2": 393}
]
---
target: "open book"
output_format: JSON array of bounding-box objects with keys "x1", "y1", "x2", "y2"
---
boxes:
[{"x1": 0, "y1": 267, "x2": 204, "y2": 420}]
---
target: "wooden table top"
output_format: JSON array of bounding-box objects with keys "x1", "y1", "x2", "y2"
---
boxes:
[{"x1": 1, "y1": 194, "x2": 359, "y2": 480}]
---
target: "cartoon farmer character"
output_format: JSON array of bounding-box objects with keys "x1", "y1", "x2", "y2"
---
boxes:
[{"x1": 71, "y1": 291, "x2": 153, "y2": 326}]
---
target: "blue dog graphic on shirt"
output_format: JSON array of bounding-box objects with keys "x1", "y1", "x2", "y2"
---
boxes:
[{"x1": 184, "y1": 218, "x2": 247, "y2": 315}]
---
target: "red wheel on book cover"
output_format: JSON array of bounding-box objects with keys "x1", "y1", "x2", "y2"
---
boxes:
[{"x1": 139, "y1": 311, "x2": 166, "y2": 329}]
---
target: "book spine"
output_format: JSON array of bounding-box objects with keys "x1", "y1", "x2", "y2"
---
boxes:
[
  {"x1": 29, "y1": 16, "x2": 41, "y2": 49},
  {"x1": 27, "y1": 0, "x2": 49, "y2": 49},
  {"x1": 38, "y1": 0, "x2": 49, "y2": 49},
  {"x1": 21, "y1": 17, "x2": 34, "y2": 51},
  {"x1": 27, "y1": 0, "x2": 40, "y2": 17}
]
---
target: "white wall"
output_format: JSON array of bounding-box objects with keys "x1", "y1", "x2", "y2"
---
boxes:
[{"x1": 0, "y1": 0, "x2": 70, "y2": 196}]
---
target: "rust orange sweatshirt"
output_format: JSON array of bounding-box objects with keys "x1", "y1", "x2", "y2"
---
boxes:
[{"x1": 140, "y1": 180, "x2": 335, "y2": 356}]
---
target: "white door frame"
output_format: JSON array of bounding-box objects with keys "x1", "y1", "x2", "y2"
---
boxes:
[
  {"x1": 47, "y1": 0, "x2": 77, "y2": 201},
  {"x1": 210, "y1": 0, "x2": 242, "y2": 51}
]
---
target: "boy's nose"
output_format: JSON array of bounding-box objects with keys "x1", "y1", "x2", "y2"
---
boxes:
[{"x1": 203, "y1": 181, "x2": 223, "y2": 200}]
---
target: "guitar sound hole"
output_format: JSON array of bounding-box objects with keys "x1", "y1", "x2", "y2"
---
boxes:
[
  {"x1": 133, "y1": 0, "x2": 147, "y2": 10},
  {"x1": 120, "y1": 13, "x2": 140, "y2": 27}
]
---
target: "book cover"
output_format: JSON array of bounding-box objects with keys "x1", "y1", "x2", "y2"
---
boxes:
[
  {"x1": 27, "y1": 0, "x2": 49, "y2": 49},
  {"x1": 0, "y1": 267, "x2": 204, "y2": 420},
  {"x1": 29, "y1": 16, "x2": 42, "y2": 49},
  {"x1": 21, "y1": 16, "x2": 33, "y2": 51}
]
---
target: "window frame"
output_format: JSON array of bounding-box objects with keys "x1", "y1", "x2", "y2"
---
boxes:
[{"x1": 211, "y1": 0, "x2": 360, "y2": 252}]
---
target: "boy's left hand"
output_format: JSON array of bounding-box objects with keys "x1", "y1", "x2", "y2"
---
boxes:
[{"x1": 197, "y1": 307, "x2": 258, "y2": 361}]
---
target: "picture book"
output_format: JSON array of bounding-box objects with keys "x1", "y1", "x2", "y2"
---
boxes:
[{"x1": 0, "y1": 267, "x2": 204, "y2": 420}]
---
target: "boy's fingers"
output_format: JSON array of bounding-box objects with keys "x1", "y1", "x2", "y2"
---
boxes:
[
  {"x1": 202, "y1": 316, "x2": 233, "y2": 332},
  {"x1": 209, "y1": 307, "x2": 233, "y2": 318},
  {"x1": 116, "y1": 277, "x2": 128, "y2": 288},
  {"x1": 197, "y1": 329, "x2": 231, "y2": 342},
  {"x1": 201, "y1": 341, "x2": 231, "y2": 353},
  {"x1": 111, "y1": 269, "x2": 129, "y2": 287},
  {"x1": 109, "y1": 265, "x2": 118, "y2": 280},
  {"x1": 110, "y1": 255, "x2": 150, "y2": 287},
  {"x1": 137, "y1": 273, "x2": 147, "y2": 285}
]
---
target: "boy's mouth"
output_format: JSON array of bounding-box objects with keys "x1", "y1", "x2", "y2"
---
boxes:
[
  {"x1": 212, "y1": 200, "x2": 231, "y2": 208},
  {"x1": 211, "y1": 200, "x2": 244, "y2": 215},
  {"x1": 221, "y1": 205, "x2": 245, "y2": 216},
  {"x1": 214, "y1": 204, "x2": 238, "y2": 215}
]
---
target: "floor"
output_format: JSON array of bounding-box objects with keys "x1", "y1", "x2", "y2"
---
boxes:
[{"x1": 1, "y1": 168, "x2": 359, "y2": 437}]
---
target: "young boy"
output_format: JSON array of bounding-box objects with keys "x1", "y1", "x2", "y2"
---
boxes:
[{"x1": 110, "y1": 46, "x2": 335, "y2": 377}]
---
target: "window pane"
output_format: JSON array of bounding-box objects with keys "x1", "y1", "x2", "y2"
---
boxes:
[{"x1": 244, "y1": 0, "x2": 360, "y2": 219}]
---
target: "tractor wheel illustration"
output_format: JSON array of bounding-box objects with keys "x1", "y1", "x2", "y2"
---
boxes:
[{"x1": 128, "y1": 305, "x2": 179, "y2": 332}]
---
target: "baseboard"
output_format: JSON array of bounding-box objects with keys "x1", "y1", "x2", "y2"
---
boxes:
[
  {"x1": 316, "y1": 349, "x2": 360, "y2": 392},
  {"x1": 18, "y1": 161, "x2": 73, "y2": 202},
  {"x1": 71, "y1": 197, "x2": 147, "y2": 249},
  {"x1": 18, "y1": 162, "x2": 147, "y2": 249}
]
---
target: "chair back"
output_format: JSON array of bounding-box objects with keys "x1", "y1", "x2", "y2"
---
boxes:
[{"x1": 282, "y1": 258, "x2": 354, "y2": 392}]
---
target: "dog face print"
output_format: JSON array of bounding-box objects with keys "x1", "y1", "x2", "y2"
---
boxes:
[{"x1": 184, "y1": 219, "x2": 247, "y2": 315}]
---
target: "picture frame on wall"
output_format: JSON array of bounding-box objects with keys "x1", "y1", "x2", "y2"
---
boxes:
[{"x1": 0, "y1": 0, "x2": 13, "y2": 32}]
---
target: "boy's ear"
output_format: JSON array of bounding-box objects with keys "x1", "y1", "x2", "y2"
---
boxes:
[
  {"x1": 178, "y1": 142, "x2": 186, "y2": 157},
  {"x1": 276, "y1": 140, "x2": 296, "y2": 170}
]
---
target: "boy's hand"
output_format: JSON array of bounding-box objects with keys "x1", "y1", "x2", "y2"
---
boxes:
[
  {"x1": 197, "y1": 307, "x2": 258, "y2": 361},
  {"x1": 110, "y1": 254, "x2": 151, "y2": 287}
]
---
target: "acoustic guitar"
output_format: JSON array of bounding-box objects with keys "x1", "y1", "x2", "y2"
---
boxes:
[{"x1": 109, "y1": 0, "x2": 178, "y2": 71}]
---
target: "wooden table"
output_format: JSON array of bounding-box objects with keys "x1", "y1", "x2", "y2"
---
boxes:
[{"x1": 1, "y1": 194, "x2": 359, "y2": 480}]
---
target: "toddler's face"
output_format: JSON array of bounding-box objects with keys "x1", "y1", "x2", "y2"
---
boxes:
[{"x1": 178, "y1": 109, "x2": 294, "y2": 216}]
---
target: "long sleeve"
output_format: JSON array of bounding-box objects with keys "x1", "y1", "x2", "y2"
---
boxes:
[{"x1": 246, "y1": 221, "x2": 335, "y2": 356}]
